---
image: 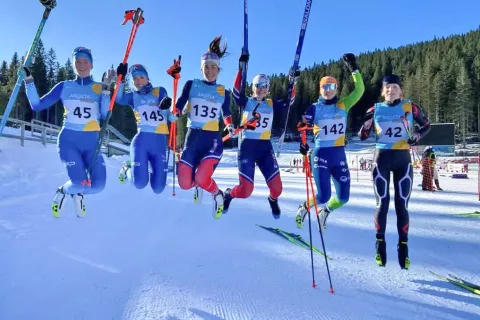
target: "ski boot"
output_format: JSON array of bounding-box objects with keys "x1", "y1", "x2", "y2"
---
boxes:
[
  {"x1": 212, "y1": 190, "x2": 224, "y2": 219},
  {"x1": 268, "y1": 196, "x2": 281, "y2": 219},
  {"x1": 375, "y1": 236, "x2": 387, "y2": 267},
  {"x1": 317, "y1": 206, "x2": 331, "y2": 232},
  {"x1": 119, "y1": 161, "x2": 131, "y2": 184},
  {"x1": 222, "y1": 188, "x2": 233, "y2": 214},
  {"x1": 52, "y1": 186, "x2": 67, "y2": 218},
  {"x1": 295, "y1": 202, "x2": 308, "y2": 228},
  {"x1": 72, "y1": 194, "x2": 86, "y2": 218},
  {"x1": 398, "y1": 241, "x2": 410, "y2": 270},
  {"x1": 194, "y1": 186, "x2": 203, "y2": 204}
]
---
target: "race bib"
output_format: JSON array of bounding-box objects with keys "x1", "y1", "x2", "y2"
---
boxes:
[
  {"x1": 189, "y1": 97, "x2": 221, "y2": 124},
  {"x1": 136, "y1": 104, "x2": 166, "y2": 127},
  {"x1": 315, "y1": 118, "x2": 346, "y2": 141},
  {"x1": 64, "y1": 99, "x2": 99, "y2": 125},
  {"x1": 376, "y1": 120, "x2": 408, "y2": 143}
]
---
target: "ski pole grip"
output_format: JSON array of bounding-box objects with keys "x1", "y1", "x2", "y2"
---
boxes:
[{"x1": 133, "y1": 8, "x2": 144, "y2": 24}]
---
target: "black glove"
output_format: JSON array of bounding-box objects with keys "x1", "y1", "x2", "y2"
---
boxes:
[
  {"x1": 39, "y1": 0, "x2": 56, "y2": 9},
  {"x1": 343, "y1": 53, "x2": 359, "y2": 73},
  {"x1": 300, "y1": 142, "x2": 309, "y2": 155},
  {"x1": 159, "y1": 97, "x2": 172, "y2": 110},
  {"x1": 407, "y1": 132, "x2": 421, "y2": 146},
  {"x1": 289, "y1": 67, "x2": 301, "y2": 79},
  {"x1": 239, "y1": 53, "x2": 249, "y2": 63},
  {"x1": 116, "y1": 63, "x2": 128, "y2": 78},
  {"x1": 22, "y1": 67, "x2": 34, "y2": 83}
]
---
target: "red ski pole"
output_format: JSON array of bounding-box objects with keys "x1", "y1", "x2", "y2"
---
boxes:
[
  {"x1": 167, "y1": 56, "x2": 181, "y2": 196},
  {"x1": 298, "y1": 123, "x2": 334, "y2": 293},
  {"x1": 87, "y1": 8, "x2": 144, "y2": 184}
]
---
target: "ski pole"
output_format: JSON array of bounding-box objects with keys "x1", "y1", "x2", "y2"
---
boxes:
[
  {"x1": 276, "y1": 0, "x2": 313, "y2": 157},
  {"x1": 167, "y1": 55, "x2": 181, "y2": 196},
  {"x1": 298, "y1": 124, "x2": 334, "y2": 293},
  {"x1": 0, "y1": 0, "x2": 56, "y2": 135},
  {"x1": 87, "y1": 8, "x2": 144, "y2": 185}
]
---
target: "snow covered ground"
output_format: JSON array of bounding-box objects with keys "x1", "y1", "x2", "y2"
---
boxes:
[{"x1": 0, "y1": 134, "x2": 479, "y2": 320}]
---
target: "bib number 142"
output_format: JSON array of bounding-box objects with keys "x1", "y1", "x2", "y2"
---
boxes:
[{"x1": 321, "y1": 123, "x2": 344, "y2": 135}]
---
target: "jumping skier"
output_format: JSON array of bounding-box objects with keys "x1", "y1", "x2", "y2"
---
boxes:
[
  {"x1": 295, "y1": 53, "x2": 365, "y2": 231},
  {"x1": 23, "y1": 47, "x2": 113, "y2": 217},
  {"x1": 358, "y1": 74, "x2": 431, "y2": 269},
  {"x1": 115, "y1": 63, "x2": 177, "y2": 194}
]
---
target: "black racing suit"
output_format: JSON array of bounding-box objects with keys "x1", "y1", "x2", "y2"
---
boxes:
[{"x1": 358, "y1": 99, "x2": 430, "y2": 242}]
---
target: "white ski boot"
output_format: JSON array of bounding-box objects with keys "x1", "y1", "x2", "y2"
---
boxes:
[
  {"x1": 52, "y1": 187, "x2": 67, "y2": 218},
  {"x1": 295, "y1": 202, "x2": 308, "y2": 228},
  {"x1": 194, "y1": 186, "x2": 203, "y2": 204},
  {"x1": 72, "y1": 194, "x2": 86, "y2": 218},
  {"x1": 212, "y1": 190, "x2": 224, "y2": 219}
]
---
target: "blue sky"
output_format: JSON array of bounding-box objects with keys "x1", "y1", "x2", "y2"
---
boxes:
[{"x1": 2, "y1": 0, "x2": 480, "y2": 94}]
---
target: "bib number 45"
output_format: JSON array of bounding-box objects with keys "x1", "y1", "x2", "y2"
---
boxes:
[{"x1": 73, "y1": 106, "x2": 92, "y2": 119}]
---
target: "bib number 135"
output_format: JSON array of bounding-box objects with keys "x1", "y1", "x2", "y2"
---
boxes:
[{"x1": 193, "y1": 105, "x2": 218, "y2": 119}]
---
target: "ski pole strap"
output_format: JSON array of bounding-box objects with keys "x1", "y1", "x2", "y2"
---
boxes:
[{"x1": 122, "y1": 8, "x2": 145, "y2": 25}]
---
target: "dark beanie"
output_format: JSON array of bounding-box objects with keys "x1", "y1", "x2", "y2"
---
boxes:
[{"x1": 382, "y1": 74, "x2": 402, "y2": 87}]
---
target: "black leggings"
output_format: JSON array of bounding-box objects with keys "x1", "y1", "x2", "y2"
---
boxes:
[{"x1": 372, "y1": 149, "x2": 413, "y2": 242}]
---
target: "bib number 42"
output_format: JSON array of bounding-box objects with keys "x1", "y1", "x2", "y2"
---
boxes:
[{"x1": 385, "y1": 127, "x2": 402, "y2": 137}]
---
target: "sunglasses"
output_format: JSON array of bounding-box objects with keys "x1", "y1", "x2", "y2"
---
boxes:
[
  {"x1": 73, "y1": 47, "x2": 91, "y2": 55},
  {"x1": 201, "y1": 52, "x2": 219, "y2": 60},
  {"x1": 255, "y1": 82, "x2": 269, "y2": 89},
  {"x1": 321, "y1": 83, "x2": 337, "y2": 91}
]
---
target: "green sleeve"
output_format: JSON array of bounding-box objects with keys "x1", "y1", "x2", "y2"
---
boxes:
[{"x1": 340, "y1": 71, "x2": 365, "y2": 112}]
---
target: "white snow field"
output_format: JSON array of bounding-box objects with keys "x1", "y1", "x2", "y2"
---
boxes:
[{"x1": 0, "y1": 135, "x2": 479, "y2": 320}]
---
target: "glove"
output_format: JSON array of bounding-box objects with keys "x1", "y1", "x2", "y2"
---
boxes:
[
  {"x1": 238, "y1": 53, "x2": 249, "y2": 69},
  {"x1": 39, "y1": 0, "x2": 56, "y2": 9},
  {"x1": 408, "y1": 132, "x2": 421, "y2": 146},
  {"x1": 159, "y1": 97, "x2": 172, "y2": 110},
  {"x1": 22, "y1": 67, "x2": 34, "y2": 84},
  {"x1": 300, "y1": 142, "x2": 309, "y2": 155},
  {"x1": 225, "y1": 124, "x2": 236, "y2": 137},
  {"x1": 102, "y1": 68, "x2": 116, "y2": 90},
  {"x1": 116, "y1": 63, "x2": 128, "y2": 78},
  {"x1": 167, "y1": 58, "x2": 181, "y2": 79},
  {"x1": 363, "y1": 118, "x2": 373, "y2": 130},
  {"x1": 289, "y1": 67, "x2": 301, "y2": 80},
  {"x1": 343, "y1": 53, "x2": 359, "y2": 73}
]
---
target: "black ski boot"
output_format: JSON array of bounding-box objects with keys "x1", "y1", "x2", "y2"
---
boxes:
[
  {"x1": 268, "y1": 196, "x2": 281, "y2": 219},
  {"x1": 375, "y1": 236, "x2": 387, "y2": 267},
  {"x1": 222, "y1": 188, "x2": 233, "y2": 214},
  {"x1": 398, "y1": 241, "x2": 410, "y2": 270}
]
